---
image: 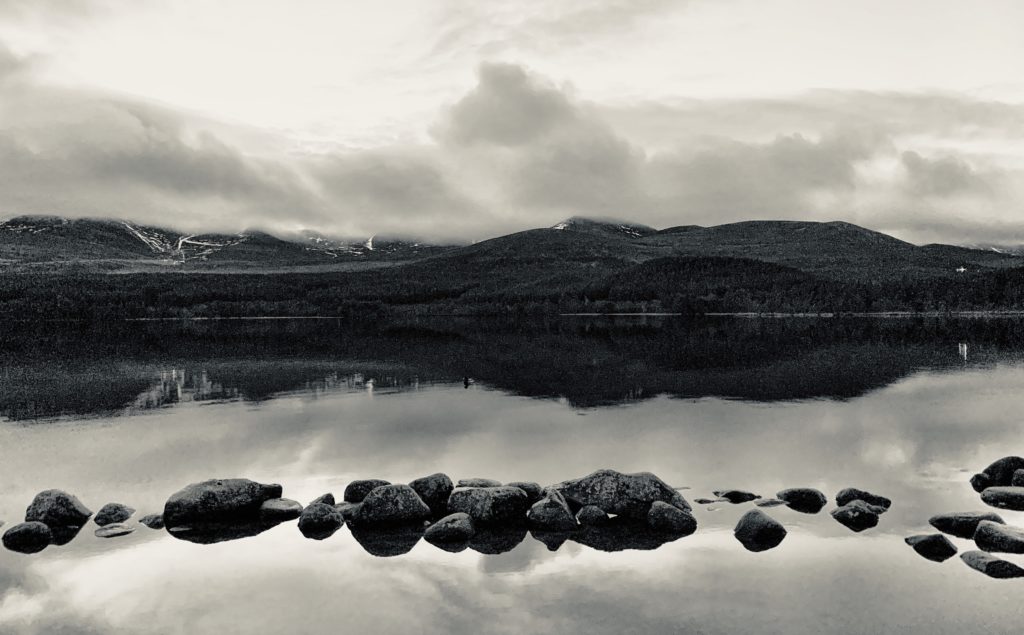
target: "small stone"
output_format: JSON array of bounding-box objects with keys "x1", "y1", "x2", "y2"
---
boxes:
[
  {"x1": 831, "y1": 500, "x2": 881, "y2": 532},
  {"x1": 139, "y1": 514, "x2": 165, "y2": 529},
  {"x1": 734, "y1": 509, "x2": 786, "y2": 552},
  {"x1": 95, "y1": 523, "x2": 135, "y2": 538},
  {"x1": 343, "y1": 479, "x2": 391, "y2": 503},
  {"x1": 980, "y1": 486, "x2": 1024, "y2": 511},
  {"x1": 447, "y1": 486, "x2": 530, "y2": 525},
  {"x1": 409, "y1": 473, "x2": 454, "y2": 516},
  {"x1": 974, "y1": 520, "x2": 1024, "y2": 554},
  {"x1": 905, "y1": 534, "x2": 957, "y2": 562},
  {"x1": 259, "y1": 498, "x2": 303, "y2": 521},
  {"x1": 1013, "y1": 470, "x2": 1024, "y2": 487},
  {"x1": 457, "y1": 478, "x2": 502, "y2": 488},
  {"x1": 25, "y1": 490, "x2": 93, "y2": 528},
  {"x1": 94, "y1": 503, "x2": 135, "y2": 527},
  {"x1": 835, "y1": 488, "x2": 891, "y2": 510},
  {"x1": 647, "y1": 501, "x2": 698, "y2": 535},
  {"x1": 309, "y1": 493, "x2": 335, "y2": 507},
  {"x1": 693, "y1": 498, "x2": 722, "y2": 505},
  {"x1": 527, "y1": 490, "x2": 577, "y2": 531},
  {"x1": 298, "y1": 503, "x2": 344, "y2": 540},
  {"x1": 928, "y1": 511, "x2": 1004, "y2": 539},
  {"x1": 755, "y1": 499, "x2": 788, "y2": 508},
  {"x1": 353, "y1": 485, "x2": 432, "y2": 526},
  {"x1": 2, "y1": 521, "x2": 52, "y2": 554},
  {"x1": 714, "y1": 490, "x2": 760, "y2": 504},
  {"x1": 424, "y1": 513, "x2": 475, "y2": 543},
  {"x1": 961, "y1": 550, "x2": 1024, "y2": 578},
  {"x1": 776, "y1": 488, "x2": 828, "y2": 514},
  {"x1": 577, "y1": 505, "x2": 608, "y2": 525},
  {"x1": 507, "y1": 481, "x2": 544, "y2": 504},
  {"x1": 335, "y1": 501, "x2": 360, "y2": 522}
]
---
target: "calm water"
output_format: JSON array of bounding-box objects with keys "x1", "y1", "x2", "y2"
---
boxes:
[{"x1": 1, "y1": 317, "x2": 1023, "y2": 635}]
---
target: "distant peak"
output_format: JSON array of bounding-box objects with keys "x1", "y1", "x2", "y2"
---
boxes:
[{"x1": 550, "y1": 216, "x2": 655, "y2": 238}]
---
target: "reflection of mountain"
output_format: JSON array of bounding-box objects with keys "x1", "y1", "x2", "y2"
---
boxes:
[{"x1": 3, "y1": 317, "x2": 1024, "y2": 420}]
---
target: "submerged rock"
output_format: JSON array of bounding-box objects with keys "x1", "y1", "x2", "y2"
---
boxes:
[
  {"x1": 577, "y1": 505, "x2": 609, "y2": 526},
  {"x1": 981, "y1": 486, "x2": 1024, "y2": 511},
  {"x1": 424, "y1": 513, "x2": 475, "y2": 543},
  {"x1": 2, "y1": 522, "x2": 52, "y2": 554},
  {"x1": 971, "y1": 456, "x2": 1024, "y2": 492},
  {"x1": 835, "y1": 488, "x2": 891, "y2": 510},
  {"x1": 831, "y1": 500, "x2": 881, "y2": 532},
  {"x1": 905, "y1": 534, "x2": 957, "y2": 562},
  {"x1": 409, "y1": 473, "x2": 454, "y2": 516},
  {"x1": 163, "y1": 479, "x2": 282, "y2": 527},
  {"x1": 974, "y1": 520, "x2": 1024, "y2": 554},
  {"x1": 961, "y1": 550, "x2": 1024, "y2": 578},
  {"x1": 353, "y1": 485, "x2": 431, "y2": 526},
  {"x1": 94, "y1": 503, "x2": 135, "y2": 527},
  {"x1": 309, "y1": 493, "x2": 335, "y2": 507},
  {"x1": 25, "y1": 490, "x2": 93, "y2": 528},
  {"x1": 351, "y1": 524, "x2": 423, "y2": 557},
  {"x1": 259, "y1": 498, "x2": 303, "y2": 521},
  {"x1": 343, "y1": 479, "x2": 391, "y2": 503},
  {"x1": 457, "y1": 478, "x2": 502, "y2": 488},
  {"x1": 139, "y1": 514, "x2": 165, "y2": 530},
  {"x1": 755, "y1": 498, "x2": 788, "y2": 508},
  {"x1": 527, "y1": 490, "x2": 577, "y2": 531},
  {"x1": 714, "y1": 490, "x2": 760, "y2": 504},
  {"x1": 448, "y1": 486, "x2": 530, "y2": 525},
  {"x1": 298, "y1": 503, "x2": 344, "y2": 540},
  {"x1": 95, "y1": 523, "x2": 135, "y2": 538},
  {"x1": 776, "y1": 488, "x2": 828, "y2": 514},
  {"x1": 734, "y1": 509, "x2": 787, "y2": 552},
  {"x1": 928, "y1": 511, "x2": 1004, "y2": 539},
  {"x1": 550, "y1": 469, "x2": 691, "y2": 519},
  {"x1": 648, "y1": 501, "x2": 698, "y2": 535},
  {"x1": 507, "y1": 481, "x2": 544, "y2": 504}
]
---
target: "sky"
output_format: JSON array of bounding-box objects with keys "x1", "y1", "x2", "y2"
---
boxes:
[{"x1": 1, "y1": 0, "x2": 1023, "y2": 244}]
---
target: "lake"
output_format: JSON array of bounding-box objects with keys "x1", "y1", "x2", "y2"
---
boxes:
[{"x1": 1, "y1": 316, "x2": 1023, "y2": 635}]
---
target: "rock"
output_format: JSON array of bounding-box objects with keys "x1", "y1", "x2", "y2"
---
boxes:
[
  {"x1": 353, "y1": 484, "x2": 431, "y2": 526},
  {"x1": 351, "y1": 525, "x2": 423, "y2": 557},
  {"x1": 905, "y1": 534, "x2": 957, "y2": 562},
  {"x1": 424, "y1": 513, "x2": 475, "y2": 543},
  {"x1": 409, "y1": 473, "x2": 454, "y2": 516},
  {"x1": 25, "y1": 490, "x2": 92, "y2": 528},
  {"x1": 974, "y1": 520, "x2": 1024, "y2": 554},
  {"x1": 971, "y1": 456, "x2": 1024, "y2": 492},
  {"x1": 549, "y1": 469, "x2": 691, "y2": 519},
  {"x1": 755, "y1": 498, "x2": 788, "y2": 508},
  {"x1": 139, "y1": 514, "x2": 165, "y2": 529},
  {"x1": 714, "y1": 490, "x2": 760, "y2": 504},
  {"x1": 928, "y1": 511, "x2": 1004, "y2": 539},
  {"x1": 309, "y1": 493, "x2": 335, "y2": 507},
  {"x1": 457, "y1": 478, "x2": 502, "y2": 488},
  {"x1": 981, "y1": 486, "x2": 1024, "y2": 511},
  {"x1": 693, "y1": 498, "x2": 722, "y2": 505},
  {"x1": 2, "y1": 521, "x2": 52, "y2": 554},
  {"x1": 343, "y1": 479, "x2": 391, "y2": 503},
  {"x1": 647, "y1": 501, "x2": 698, "y2": 535},
  {"x1": 447, "y1": 486, "x2": 530, "y2": 525},
  {"x1": 298, "y1": 503, "x2": 344, "y2": 540},
  {"x1": 835, "y1": 488, "x2": 891, "y2": 510},
  {"x1": 1013, "y1": 470, "x2": 1024, "y2": 487},
  {"x1": 507, "y1": 481, "x2": 544, "y2": 504},
  {"x1": 734, "y1": 509, "x2": 787, "y2": 552},
  {"x1": 831, "y1": 500, "x2": 881, "y2": 532},
  {"x1": 776, "y1": 488, "x2": 828, "y2": 514},
  {"x1": 95, "y1": 523, "x2": 135, "y2": 538},
  {"x1": 961, "y1": 550, "x2": 1024, "y2": 578},
  {"x1": 335, "y1": 501, "x2": 360, "y2": 522},
  {"x1": 94, "y1": 503, "x2": 135, "y2": 526},
  {"x1": 259, "y1": 498, "x2": 303, "y2": 521},
  {"x1": 577, "y1": 505, "x2": 608, "y2": 526},
  {"x1": 163, "y1": 479, "x2": 282, "y2": 527},
  {"x1": 527, "y1": 490, "x2": 577, "y2": 531}
]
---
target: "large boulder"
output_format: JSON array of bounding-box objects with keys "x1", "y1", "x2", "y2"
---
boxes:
[
  {"x1": 981, "y1": 486, "x2": 1024, "y2": 511},
  {"x1": 776, "y1": 488, "x2": 827, "y2": 514},
  {"x1": 647, "y1": 501, "x2": 698, "y2": 535},
  {"x1": 970, "y1": 456, "x2": 1024, "y2": 492},
  {"x1": 353, "y1": 485, "x2": 431, "y2": 526},
  {"x1": 928, "y1": 511, "x2": 1004, "y2": 539},
  {"x1": 409, "y1": 473, "x2": 454, "y2": 516},
  {"x1": 343, "y1": 479, "x2": 391, "y2": 503},
  {"x1": 974, "y1": 520, "x2": 1024, "y2": 554},
  {"x1": 831, "y1": 500, "x2": 881, "y2": 532},
  {"x1": 163, "y1": 479, "x2": 282, "y2": 527},
  {"x1": 298, "y1": 503, "x2": 344, "y2": 540},
  {"x1": 734, "y1": 509, "x2": 786, "y2": 552},
  {"x1": 961, "y1": 550, "x2": 1024, "y2": 578},
  {"x1": 3, "y1": 522, "x2": 52, "y2": 554},
  {"x1": 835, "y1": 488, "x2": 891, "y2": 510},
  {"x1": 259, "y1": 498, "x2": 303, "y2": 521},
  {"x1": 424, "y1": 512, "x2": 475, "y2": 543},
  {"x1": 94, "y1": 503, "x2": 135, "y2": 527},
  {"x1": 447, "y1": 486, "x2": 530, "y2": 525},
  {"x1": 549, "y1": 469, "x2": 690, "y2": 519},
  {"x1": 905, "y1": 534, "x2": 957, "y2": 562},
  {"x1": 25, "y1": 490, "x2": 92, "y2": 528},
  {"x1": 714, "y1": 490, "x2": 760, "y2": 504},
  {"x1": 526, "y1": 490, "x2": 577, "y2": 531}
]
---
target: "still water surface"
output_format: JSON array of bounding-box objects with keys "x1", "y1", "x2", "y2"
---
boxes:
[{"x1": 1, "y1": 317, "x2": 1022, "y2": 634}]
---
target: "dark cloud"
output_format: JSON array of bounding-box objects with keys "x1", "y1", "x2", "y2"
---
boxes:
[{"x1": 901, "y1": 150, "x2": 993, "y2": 197}]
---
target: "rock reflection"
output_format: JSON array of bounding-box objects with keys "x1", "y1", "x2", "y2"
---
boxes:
[
  {"x1": 350, "y1": 524, "x2": 424, "y2": 557},
  {"x1": 167, "y1": 519, "x2": 286, "y2": 545}
]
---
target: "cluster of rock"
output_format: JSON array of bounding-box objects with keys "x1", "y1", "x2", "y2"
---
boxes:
[
  {"x1": 902, "y1": 456, "x2": 1024, "y2": 579},
  {"x1": 1, "y1": 490, "x2": 153, "y2": 553}
]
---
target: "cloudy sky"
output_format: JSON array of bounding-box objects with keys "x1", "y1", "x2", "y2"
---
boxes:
[{"x1": 1, "y1": 0, "x2": 1023, "y2": 244}]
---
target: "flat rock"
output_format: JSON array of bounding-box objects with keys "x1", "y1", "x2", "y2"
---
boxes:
[
  {"x1": 776, "y1": 488, "x2": 828, "y2": 514},
  {"x1": 94, "y1": 503, "x2": 135, "y2": 527},
  {"x1": 448, "y1": 486, "x2": 530, "y2": 525},
  {"x1": 714, "y1": 490, "x2": 760, "y2": 504},
  {"x1": 693, "y1": 498, "x2": 723, "y2": 505},
  {"x1": 974, "y1": 520, "x2": 1024, "y2": 554},
  {"x1": 527, "y1": 490, "x2": 577, "y2": 531},
  {"x1": 835, "y1": 488, "x2": 891, "y2": 510},
  {"x1": 734, "y1": 509, "x2": 786, "y2": 552},
  {"x1": 343, "y1": 479, "x2": 391, "y2": 503},
  {"x1": 139, "y1": 514, "x2": 165, "y2": 529},
  {"x1": 928, "y1": 511, "x2": 1004, "y2": 539},
  {"x1": 577, "y1": 505, "x2": 609, "y2": 525},
  {"x1": 424, "y1": 512, "x2": 475, "y2": 543},
  {"x1": 507, "y1": 481, "x2": 544, "y2": 504},
  {"x1": 298, "y1": 503, "x2": 344, "y2": 540},
  {"x1": 755, "y1": 498, "x2": 788, "y2": 508},
  {"x1": 550, "y1": 469, "x2": 691, "y2": 519},
  {"x1": 457, "y1": 478, "x2": 502, "y2": 488},
  {"x1": 2, "y1": 521, "x2": 52, "y2": 554},
  {"x1": 95, "y1": 523, "x2": 135, "y2": 538},
  {"x1": 905, "y1": 533, "x2": 957, "y2": 562},
  {"x1": 981, "y1": 486, "x2": 1024, "y2": 511},
  {"x1": 353, "y1": 484, "x2": 431, "y2": 526},
  {"x1": 647, "y1": 501, "x2": 698, "y2": 535},
  {"x1": 831, "y1": 500, "x2": 881, "y2": 532},
  {"x1": 961, "y1": 550, "x2": 1024, "y2": 578},
  {"x1": 409, "y1": 473, "x2": 454, "y2": 516},
  {"x1": 971, "y1": 456, "x2": 1024, "y2": 492},
  {"x1": 25, "y1": 489, "x2": 93, "y2": 528},
  {"x1": 259, "y1": 498, "x2": 303, "y2": 521},
  {"x1": 163, "y1": 479, "x2": 282, "y2": 527}
]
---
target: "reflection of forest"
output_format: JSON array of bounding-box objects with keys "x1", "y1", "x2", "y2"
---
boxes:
[{"x1": 4, "y1": 316, "x2": 1024, "y2": 420}]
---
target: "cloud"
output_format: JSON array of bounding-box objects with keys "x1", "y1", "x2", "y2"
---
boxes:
[{"x1": 900, "y1": 150, "x2": 993, "y2": 197}]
